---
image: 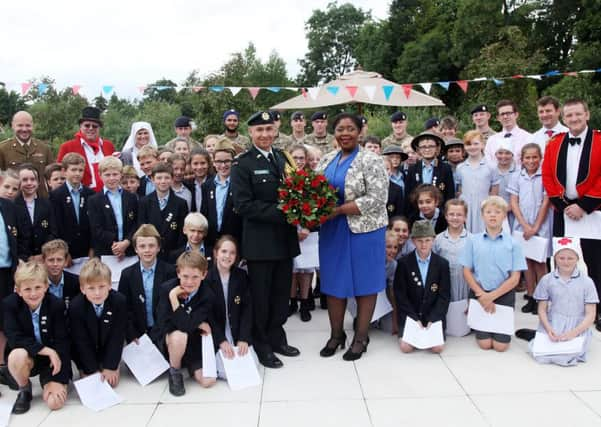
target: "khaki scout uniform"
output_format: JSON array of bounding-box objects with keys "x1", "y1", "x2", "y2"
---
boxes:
[
  {"x1": 164, "y1": 136, "x2": 202, "y2": 151},
  {"x1": 478, "y1": 128, "x2": 496, "y2": 143},
  {"x1": 304, "y1": 133, "x2": 336, "y2": 154},
  {"x1": 0, "y1": 137, "x2": 54, "y2": 196}
]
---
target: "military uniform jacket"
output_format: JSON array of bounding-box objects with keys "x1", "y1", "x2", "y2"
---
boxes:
[
  {"x1": 154, "y1": 278, "x2": 214, "y2": 344},
  {"x1": 0, "y1": 138, "x2": 54, "y2": 197},
  {"x1": 49, "y1": 183, "x2": 95, "y2": 259},
  {"x1": 404, "y1": 160, "x2": 456, "y2": 213},
  {"x1": 87, "y1": 190, "x2": 139, "y2": 256},
  {"x1": 2, "y1": 293, "x2": 71, "y2": 383},
  {"x1": 118, "y1": 260, "x2": 177, "y2": 343},
  {"x1": 304, "y1": 133, "x2": 335, "y2": 154},
  {"x1": 205, "y1": 265, "x2": 252, "y2": 349},
  {"x1": 200, "y1": 177, "x2": 242, "y2": 251},
  {"x1": 15, "y1": 195, "x2": 58, "y2": 259},
  {"x1": 318, "y1": 147, "x2": 389, "y2": 233},
  {"x1": 387, "y1": 181, "x2": 405, "y2": 218},
  {"x1": 68, "y1": 290, "x2": 126, "y2": 374},
  {"x1": 0, "y1": 198, "x2": 27, "y2": 269},
  {"x1": 231, "y1": 146, "x2": 300, "y2": 261},
  {"x1": 272, "y1": 133, "x2": 292, "y2": 151},
  {"x1": 221, "y1": 133, "x2": 251, "y2": 153},
  {"x1": 381, "y1": 134, "x2": 413, "y2": 149},
  {"x1": 138, "y1": 190, "x2": 188, "y2": 259},
  {"x1": 393, "y1": 251, "x2": 451, "y2": 332}
]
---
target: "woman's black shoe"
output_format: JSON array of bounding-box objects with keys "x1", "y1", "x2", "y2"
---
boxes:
[
  {"x1": 319, "y1": 332, "x2": 347, "y2": 357},
  {"x1": 300, "y1": 299, "x2": 312, "y2": 322},
  {"x1": 342, "y1": 338, "x2": 369, "y2": 361},
  {"x1": 521, "y1": 297, "x2": 537, "y2": 314},
  {"x1": 320, "y1": 294, "x2": 328, "y2": 310}
]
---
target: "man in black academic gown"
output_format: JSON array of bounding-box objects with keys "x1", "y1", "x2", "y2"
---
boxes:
[{"x1": 231, "y1": 111, "x2": 300, "y2": 368}]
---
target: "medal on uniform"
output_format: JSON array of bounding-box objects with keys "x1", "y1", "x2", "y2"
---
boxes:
[
  {"x1": 387, "y1": 204, "x2": 394, "y2": 212},
  {"x1": 170, "y1": 221, "x2": 178, "y2": 230},
  {"x1": 439, "y1": 182, "x2": 445, "y2": 191},
  {"x1": 128, "y1": 211, "x2": 135, "y2": 220},
  {"x1": 431, "y1": 283, "x2": 438, "y2": 292},
  {"x1": 66, "y1": 196, "x2": 71, "y2": 204},
  {"x1": 41, "y1": 220, "x2": 48, "y2": 229},
  {"x1": 166, "y1": 213, "x2": 173, "y2": 222},
  {"x1": 105, "y1": 204, "x2": 110, "y2": 209},
  {"x1": 10, "y1": 226, "x2": 17, "y2": 237},
  {"x1": 234, "y1": 295, "x2": 241, "y2": 305},
  {"x1": 210, "y1": 190, "x2": 214, "y2": 200}
]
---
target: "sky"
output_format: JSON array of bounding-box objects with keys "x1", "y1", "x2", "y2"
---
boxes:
[{"x1": 0, "y1": 0, "x2": 390, "y2": 100}]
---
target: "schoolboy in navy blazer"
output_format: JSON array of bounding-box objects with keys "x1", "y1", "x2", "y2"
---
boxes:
[{"x1": 15, "y1": 194, "x2": 57, "y2": 259}]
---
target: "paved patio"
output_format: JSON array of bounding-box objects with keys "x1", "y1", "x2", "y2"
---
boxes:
[{"x1": 4, "y1": 300, "x2": 601, "y2": 427}]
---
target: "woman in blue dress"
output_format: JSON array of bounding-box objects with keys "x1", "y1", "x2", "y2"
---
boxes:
[{"x1": 317, "y1": 113, "x2": 389, "y2": 361}]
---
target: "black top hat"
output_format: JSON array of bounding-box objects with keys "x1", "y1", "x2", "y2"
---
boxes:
[{"x1": 79, "y1": 106, "x2": 103, "y2": 126}]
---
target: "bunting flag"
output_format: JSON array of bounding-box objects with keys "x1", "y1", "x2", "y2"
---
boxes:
[
  {"x1": 248, "y1": 87, "x2": 260, "y2": 99},
  {"x1": 307, "y1": 87, "x2": 320, "y2": 100},
  {"x1": 37, "y1": 83, "x2": 48, "y2": 95},
  {"x1": 229, "y1": 87, "x2": 242, "y2": 96},
  {"x1": 72, "y1": 85, "x2": 81, "y2": 95},
  {"x1": 526, "y1": 75, "x2": 542, "y2": 80},
  {"x1": 437, "y1": 81, "x2": 450, "y2": 90},
  {"x1": 563, "y1": 71, "x2": 578, "y2": 77},
  {"x1": 192, "y1": 86, "x2": 203, "y2": 93},
  {"x1": 137, "y1": 86, "x2": 146, "y2": 93},
  {"x1": 419, "y1": 83, "x2": 432, "y2": 94},
  {"x1": 456, "y1": 80, "x2": 469, "y2": 93},
  {"x1": 382, "y1": 85, "x2": 394, "y2": 101},
  {"x1": 21, "y1": 82, "x2": 32, "y2": 95},
  {"x1": 266, "y1": 87, "x2": 281, "y2": 93},
  {"x1": 401, "y1": 84, "x2": 412, "y2": 98},
  {"x1": 363, "y1": 85, "x2": 376, "y2": 100},
  {"x1": 512, "y1": 74, "x2": 524, "y2": 79},
  {"x1": 301, "y1": 88, "x2": 307, "y2": 98},
  {"x1": 346, "y1": 86, "x2": 358, "y2": 97},
  {"x1": 102, "y1": 85, "x2": 113, "y2": 97},
  {"x1": 326, "y1": 86, "x2": 339, "y2": 96},
  {"x1": 493, "y1": 79, "x2": 504, "y2": 86},
  {"x1": 209, "y1": 86, "x2": 224, "y2": 92}
]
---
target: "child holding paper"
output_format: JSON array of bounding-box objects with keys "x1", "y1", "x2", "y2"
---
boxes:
[
  {"x1": 394, "y1": 220, "x2": 450, "y2": 353},
  {"x1": 206, "y1": 236, "x2": 252, "y2": 366},
  {"x1": 68, "y1": 258, "x2": 127, "y2": 387},
  {"x1": 529, "y1": 237, "x2": 598, "y2": 366},
  {"x1": 3, "y1": 261, "x2": 70, "y2": 414},
  {"x1": 461, "y1": 196, "x2": 527, "y2": 352},
  {"x1": 155, "y1": 251, "x2": 215, "y2": 396},
  {"x1": 508, "y1": 143, "x2": 551, "y2": 314}
]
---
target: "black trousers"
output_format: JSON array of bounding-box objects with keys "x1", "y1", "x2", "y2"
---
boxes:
[
  {"x1": 246, "y1": 258, "x2": 293, "y2": 357},
  {"x1": 581, "y1": 239, "x2": 601, "y2": 318},
  {"x1": 0, "y1": 267, "x2": 13, "y2": 331}
]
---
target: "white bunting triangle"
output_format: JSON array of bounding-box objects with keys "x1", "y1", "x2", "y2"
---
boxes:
[
  {"x1": 229, "y1": 87, "x2": 242, "y2": 96},
  {"x1": 363, "y1": 85, "x2": 376, "y2": 100},
  {"x1": 420, "y1": 83, "x2": 432, "y2": 94},
  {"x1": 307, "y1": 87, "x2": 320, "y2": 100}
]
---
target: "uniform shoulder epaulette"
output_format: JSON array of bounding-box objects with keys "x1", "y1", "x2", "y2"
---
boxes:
[{"x1": 0, "y1": 137, "x2": 13, "y2": 146}]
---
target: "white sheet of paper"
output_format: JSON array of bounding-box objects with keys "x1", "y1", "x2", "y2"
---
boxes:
[
  {"x1": 512, "y1": 231, "x2": 549, "y2": 262},
  {"x1": 100, "y1": 255, "x2": 138, "y2": 289},
  {"x1": 401, "y1": 318, "x2": 444, "y2": 349},
  {"x1": 294, "y1": 232, "x2": 319, "y2": 269},
  {"x1": 122, "y1": 334, "x2": 169, "y2": 386},
  {"x1": 202, "y1": 334, "x2": 217, "y2": 378},
  {"x1": 531, "y1": 331, "x2": 585, "y2": 356},
  {"x1": 63, "y1": 256, "x2": 89, "y2": 275},
  {"x1": 0, "y1": 393, "x2": 16, "y2": 427},
  {"x1": 347, "y1": 289, "x2": 392, "y2": 322},
  {"x1": 467, "y1": 298, "x2": 514, "y2": 335},
  {"x1": 74, "y1": 372, "x2": 123, "y2": 412},
  {"x1": 219, "y1": 347, "x2": 262, "y2": 390},
  {"x1": 446, "y1": 299, "x2": 471, "y2": 337},
  {"x1": 564, "y1": 211, "x2": 601, "y2": 240}
]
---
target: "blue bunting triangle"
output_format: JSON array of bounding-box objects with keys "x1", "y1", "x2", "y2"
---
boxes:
[
  {"x1": 102, "y1": 85, "x2": 113, "y2": 95},
  {"x1": 437, "y1": 82, "x2": 450, "y2": 90},
  {"x1": 493, "y1": 79, "x2": 504, "y2": 86},
  {"x1": 37, "y1": 83, "x2": 48, "y2": 95},
  {"x1": 210, "y1": 86, "x2": 225, "y2": 92},
  {"x1": 267, "y1": 87, "x2": 281, "y2": 93},
  {"x1": 382, "y1": 85, "x2": 394, "y2": 100},
  {"x1": 326, "y1": 86, "x2": 339, "y2": 96}
]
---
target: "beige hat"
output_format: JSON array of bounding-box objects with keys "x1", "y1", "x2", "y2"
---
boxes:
[{"x1": 411, "y1": 220, "x2": 436, "y2": 238}]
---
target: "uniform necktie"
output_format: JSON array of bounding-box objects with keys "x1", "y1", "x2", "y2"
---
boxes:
[
  {"x1": 159, "y1": 197, "x2": 167, "y2": 210},
  {"x1": 94, "y1": 304, "x2": 103, "y2": 318},
  {"x1": 545, "y1": 130, "x2": 554, "y2": 138},
  {"x1": 568, "y1": 137, "x2": 581, "y2": 146}
]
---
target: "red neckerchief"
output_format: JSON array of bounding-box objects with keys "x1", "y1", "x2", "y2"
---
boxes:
[{"x1": 75, "y1": 130, "x2": 100, "y2": 154}]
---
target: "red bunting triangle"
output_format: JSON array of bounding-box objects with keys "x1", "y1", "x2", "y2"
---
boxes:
[
  {"x1": 137, "y1": 85, "x2": 146, "y2": 93},
  {"x1": 301, "y1": 88, "x2": 307, "y2": 98},
  {"x1": 563, "y1": 71, "x2": 578, "y2": 77},
  {"x1": 401, "y1": 84, "x2": 412, "y2": 98},
  {"x1": 346, "y1": 86, "x2": 358, "y2": 97},
  {"x1": 456, "y1": 80, "x2": 469, "y2": 93},
  {"x1": 248, "y1": 87, "x2": 260, "y2": 99},
  {"x1": 21, "y1": 83, "x2": 32, "y2": 95},
  {"x1": 511, "y1": 74, "x2": 524, "y2": 79},
  {"x1": 72, "y1": 85, "x2": 81, "y2": 95},
  {"x1": 192, "y1": 86, "x2": 204, "y2": 93}
]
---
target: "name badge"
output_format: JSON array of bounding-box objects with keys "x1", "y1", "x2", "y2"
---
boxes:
[{"x1": 253, "y1": 170, "x2": 270, "y2": 175}]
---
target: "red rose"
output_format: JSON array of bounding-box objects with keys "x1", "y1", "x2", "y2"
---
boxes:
[
  {"x1": 279, "y1": 190, "x2": 289, "y2": 198},
  {"x1": 302, "y1": 202, "x2": 312, "y2": 216},
  {"x1": 306, "y1": 220, "x2": 316, "y2": 228},
  {"x1": 319, "y1": 215, "x2": 329, "y2": 224},
  {"x1": 282, "y1": 204, "x2": 290, "y2": 213},
  {"x1": 289, "y1": 198, "x2": 299, "y2": 206},
  {"x1": 285, "y1": 177, "x2": 293, "y2": 186},
  {"x1": 291, "y1": 219, "x2": 300, "y2": 226},
  {"x1": 297, "y1": 169, "x2": 308, "y2": 177}
]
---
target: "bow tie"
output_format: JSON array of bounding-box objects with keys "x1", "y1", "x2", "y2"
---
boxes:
[
  {"x1": 503, "y1": 133, "x2": 512, "y2": 138},
  {"x1": 568, "y1": 137, "x2": 581, "y2": 146}
]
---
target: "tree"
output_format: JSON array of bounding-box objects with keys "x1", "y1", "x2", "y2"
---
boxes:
[
  {"x1": 143, "y1": 79, "x2": 178, "y2": 104},
  {"x1": 0, "y1": 88, "x2": 26, "y2": 132},
  {"x1": 297, "y1": 2, "x2": 369, "y2": 85}
]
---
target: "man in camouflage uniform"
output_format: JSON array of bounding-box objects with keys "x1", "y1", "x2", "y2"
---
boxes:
[
  {"x1": 221, "y1": 109, "x2": 251, "y2": 153},
  {"x1": 471, "y1": 104, "x2": 496, "y2": 142},
  {"x1": 288, "y1": 111, "x2": 307, "y2": 145},
  {"x1": 164, "y1": 116, "x2": 202, "y2": 150},
  {"x1": 381, "y1": 111, "x2": 413, "y2": 150},
  {"x1": 304, "y1": 111, "x2": 335, "y2": 154},
  {"x1": 0, "y1": 111, "x2": 54, "y2": 196},
  {"x1": 270, "y1": 110, "x2": 292, "y2": 151}
]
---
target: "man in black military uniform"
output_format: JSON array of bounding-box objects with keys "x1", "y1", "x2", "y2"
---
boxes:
[{"x1": 231, "y1": 111, "x2": 300, "y2": 368}]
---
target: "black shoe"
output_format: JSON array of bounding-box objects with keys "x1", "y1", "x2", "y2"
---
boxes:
[
  {"x1": 0, "y1": 365, "x2": 19, "y2": 390},
  {"x1": 320, "y1": 294, "x2": 328, "y2": 310},
  {"x1": 273, "y1": 344, "x2": 300, "y2": 357},
  {"x1": 12, "y1": 388, "x2": 32, "y2": 414},
  {"x1": 168, "y1": 370, "x2": 185, "y2": 396},
  {"x1": 258, "y1": 352, "x2": 283, "y2": 369},
  {"x1": 300, "y1": 299, "x2": 312, "y2": 322},
  {"x1": 307, "y1": 289, "x2": 316, "y2": 311},
  {"x1": 288, "y1": 298, "x2": 299, "y2": 317},
  {"x1": 319, "y1": 332, "x2": 347, "y2": 357},
  {"x1": 596, "y1": 321, "x2": 601, "y2": 333},
  {"x1": 342, "y1": 338, "x2": 369, "y2": 361},
  {"x1": 515, "y1": 328, "x2": 536, "y2": 341},
  {"x1": 521, "y1": 297, "x2": 537, "y2": 314}
]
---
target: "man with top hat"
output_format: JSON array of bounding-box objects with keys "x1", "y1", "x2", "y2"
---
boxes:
[
  {"x1": 230, "y1": 111, "x2": 300, "y2": 368},
  {"x1": 542, "y1": 98, "x2": 601, "y2": 330},
  {"x1": 304, "y1": 111, "x2": 335, "y2": 153},
  {"x1": 471, "y1": 104, "x2": 496, "y2": 142},
  {"x1": 165, "y1": 116, "x2": 202, "y2": 150},
  {"x1": 0, "y1": 111, "x2": 54, "y2": 197},
  {"x1": 382, "y1": 111, "x2": 413, "y2": 150},
  {"x1": 289, "y1": 111, "x2": 307, "y2": 144},
  {"x1": 532, "y1": 96, "x2": 568, "y2": 156},
  {"x1": 221, "y1": 109, "x2": 251, "y2": 153},
  {"x1": 270, "y1": 110, "x2": 292, "y2": 151},
  {"x1": 57, "y1": 107, "x2": 115, "y2": 192}
]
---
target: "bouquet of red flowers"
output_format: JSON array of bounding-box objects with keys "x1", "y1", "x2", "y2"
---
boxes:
[{"x1": 277, "y1": 169, "x2": 338, "y2": 229}]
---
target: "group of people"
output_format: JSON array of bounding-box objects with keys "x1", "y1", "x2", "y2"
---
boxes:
[{"x1": 0, "y1": 95, "x2": 597, "y2": 416}]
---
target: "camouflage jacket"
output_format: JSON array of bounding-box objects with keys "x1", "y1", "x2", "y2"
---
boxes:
[{"x1": 304, "y1": 133, "x2": 336, "y2": 154}]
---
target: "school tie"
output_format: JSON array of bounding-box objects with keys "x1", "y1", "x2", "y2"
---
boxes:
[
  {"x1": 568, "y1": 137, "x2": 581, "y2": 146},
  {"x1": 94, "y1": 304, "x2": 103, "y2": 318},
  {"x1": 503, "y1": 133, "x2": 512, "y2": 138},
  {"x1": 545, "y1": 130, "x2": 554, "y2": 138},
  {"x1": 159, "y1": 197, "x2": 167, "y2": 211}
]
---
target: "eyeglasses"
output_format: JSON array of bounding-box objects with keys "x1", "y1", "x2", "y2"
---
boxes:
[
  {"x1": 214, "y1": 160, "x2": 232, "y2": 165},
  {"x1": 82, "y1": 123, "x2": 99, "y2": 129},
  {"x1": 498, "y1": 111, "x2": 515, "y2": 117},
  {"x1": 418, "y1": 145, "x2": 437, "y2": 150}
]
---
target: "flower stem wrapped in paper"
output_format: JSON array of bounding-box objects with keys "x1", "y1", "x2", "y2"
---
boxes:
[{"x1": 277, "y1": 168, "x2": 338, "y2": 229}]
